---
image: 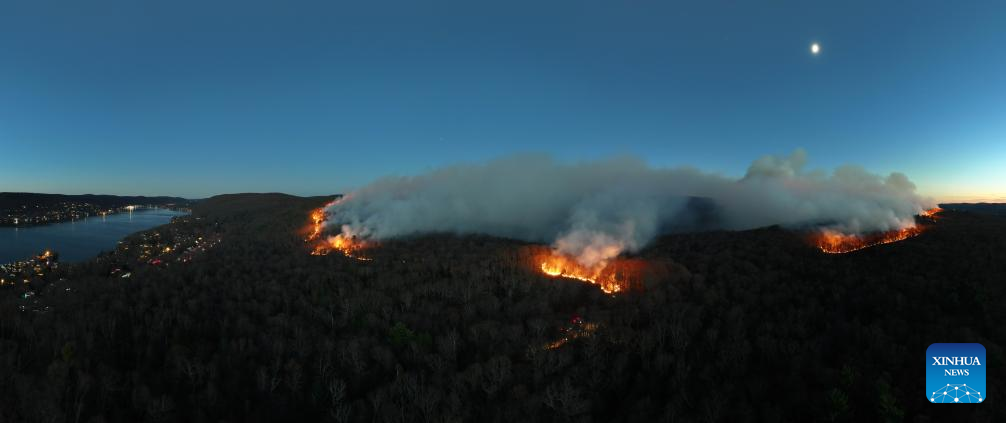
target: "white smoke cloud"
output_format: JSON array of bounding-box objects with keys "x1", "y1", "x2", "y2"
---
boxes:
[{"x1": 323, "y1": 150, "x2": 934, "y2": 266}]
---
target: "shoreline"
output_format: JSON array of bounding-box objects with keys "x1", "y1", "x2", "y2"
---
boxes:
[
  {"x1": 0, "y1": 208, "x2": 191, "y2": 265},
  {"x1": 0, "y1": 206, "x2": 192, "y2": 228}
]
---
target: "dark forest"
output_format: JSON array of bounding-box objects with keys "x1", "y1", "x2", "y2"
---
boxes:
[{"x1": 1, "y1": 194, "x2": 1002, "y2": 422}]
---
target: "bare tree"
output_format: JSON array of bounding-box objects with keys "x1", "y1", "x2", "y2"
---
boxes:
[
  {"x1": 543, "y1": 379, "x2": 588, "y2": 418},
  {"x1": 481, "y1": 356, "x2": 511, "y2": 396}
]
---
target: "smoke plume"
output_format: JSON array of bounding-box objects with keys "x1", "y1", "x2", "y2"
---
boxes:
[{"x1": 322, "y1": 150, "x2": 934, "y2": 266}]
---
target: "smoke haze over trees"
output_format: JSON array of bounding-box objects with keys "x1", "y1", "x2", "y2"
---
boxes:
[{"x1": 324, "y1": 151, "x2": 934, "y2": 266}]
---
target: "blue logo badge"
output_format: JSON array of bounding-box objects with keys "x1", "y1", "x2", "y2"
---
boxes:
[{"x1": 927, "y1": 343, "x2": 985, "y2": 403}]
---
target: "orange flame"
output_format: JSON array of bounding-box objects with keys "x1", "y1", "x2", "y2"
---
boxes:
[
  {"x1": 538, "y1": 251, "x2": 641, "y2": 294},
  {"x1": 809, "y1": 207, "x2": 942, "y2": 254},
  {"x1": 307, "y1": 208, "x2": 327, "y2": 241},
  {"x1": 810, "y1": 226, "x2": 924, "y2": 254},
  {"x1": 919, "y1": 207, "x2": 943, "y2": 219},
  {"x1": 306, "y1": 202, "x2": 373, "y2": 261},
  {"x1": 544, "y1": 321, "x2": 599, "y2": 350},
  {"x1": 311, "y1": 234, "x2": 373, "y2": 261}
]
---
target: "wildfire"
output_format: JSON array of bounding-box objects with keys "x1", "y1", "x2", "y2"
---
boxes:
[
  {"x1": 311, "y1": 234, "x2": 373, "y2": 261},
  {"x1": 307, "y1": 208, "x2": 327, "y2": 241},
  {"x1": 810, "y1": 207, "x2": 943, "y2": 254},
  {"x1": 919, "y1": 207, "x2": 944, "y2": 219},
  {"x1": 544, "y1": 316, "x2": 598, "y2": 350},
  {"x1": 811, "y1": 226, "x2": 925, "y2": 254},
  {"x1": 538, "y1": 251, "x2": 642, "y2": 294},
  {"x1": 306, "y1": 203, "x2": 373, "y2": 261}
]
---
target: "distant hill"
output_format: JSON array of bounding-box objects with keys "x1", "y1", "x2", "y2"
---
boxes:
[
  {"x1": 193, "y1": 193, "x2": 339, "y2": 218},
  {"x1": 0, "y1": 192, "x2": 191, "y2": 209},
  {"x1": 192, "y1": 193, "x2": 339, "y2": 232},
  {"x1": 940, "y1": 202, "x2": 1006, "y2": 216}
]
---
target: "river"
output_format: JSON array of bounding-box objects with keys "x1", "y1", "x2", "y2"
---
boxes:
[{"x1": 0, "y1": 208, "x2": 188, "y2": 263}]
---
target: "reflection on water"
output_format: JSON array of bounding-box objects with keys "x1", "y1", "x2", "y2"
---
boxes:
[{"x1": 0, "y1": 208, "x2": 188, "y2": 263}]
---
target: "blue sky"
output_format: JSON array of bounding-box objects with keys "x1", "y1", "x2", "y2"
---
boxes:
[{"x1": 1, "y1": 0, "x2": 1003, "y2": 200}]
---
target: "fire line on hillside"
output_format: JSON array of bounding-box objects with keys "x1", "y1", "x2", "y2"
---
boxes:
[
  {"x1": 537, "y1": 250, "x2": 645, "y2": 294},
  {"x1": 808, "y1": 207, "x2": 943, "y2": 254},
  {"x1": 306, "y1": 204, "x2": 645, "y2": 293},
  {"x1": 305, "y1": 204, "x2": 944, "y2": 292}
]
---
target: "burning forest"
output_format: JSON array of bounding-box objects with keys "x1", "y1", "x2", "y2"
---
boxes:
[
  {"x1": 306, "y1": 201, "x2": 373, "y2": 261},
  {"x1": 304, "y1": 152, "x2": 939, "y2": 292},
  {"x1": 808, "y1": 207, "x2": 943, "y2": 254},
  {"x1": 306, "y1": 202, "x2": 645, "y2": 293},
  {"x1": 537, "y1": 250, "x2": 645, "y2": 294}
]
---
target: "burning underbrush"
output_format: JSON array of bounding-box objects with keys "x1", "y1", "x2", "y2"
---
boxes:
[
  {"x1": 306, "y1": 204, "x2": 373, "y2": 261},
  {"x1": 544, "y1": 315, "x2": 599, "y2": 350},
  {"x1": 530, "y1": 247, "x2": 646, "y2": 294},
  {"x1": 808, "y1": 207, "x2": 943, "y2": 254},
  {"x1": 919, "y1": 207, "x2": 943, "y2": 219},
  {"x1": 311, "y1": 234, "x2": 374, "y2": 261}
]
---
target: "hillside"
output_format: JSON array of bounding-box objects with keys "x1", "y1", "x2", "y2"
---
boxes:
[
  {"x1": 0, "y1": 192, "x2": 190, "y2": 209},
  {"x1": 1, "y1": 194, "x2": 1002, "y2": 422}
]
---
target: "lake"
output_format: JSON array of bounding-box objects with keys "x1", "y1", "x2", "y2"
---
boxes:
[{"x1": 0, "y1": 208, "x2": 188, "y2": 263}]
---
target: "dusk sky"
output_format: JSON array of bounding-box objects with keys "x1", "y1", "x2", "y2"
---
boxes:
[{"x1": 1, "y1": 0, "x2": 1004, "y2": 201}]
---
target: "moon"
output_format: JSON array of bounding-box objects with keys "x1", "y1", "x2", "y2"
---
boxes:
[{"x1": 810, "y1": 42, "x2": 821, "y2": 55}]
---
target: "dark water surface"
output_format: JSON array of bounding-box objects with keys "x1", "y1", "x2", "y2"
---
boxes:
[{"x1": 0, "y1": 208, "x2": 188, "y2": 263}]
